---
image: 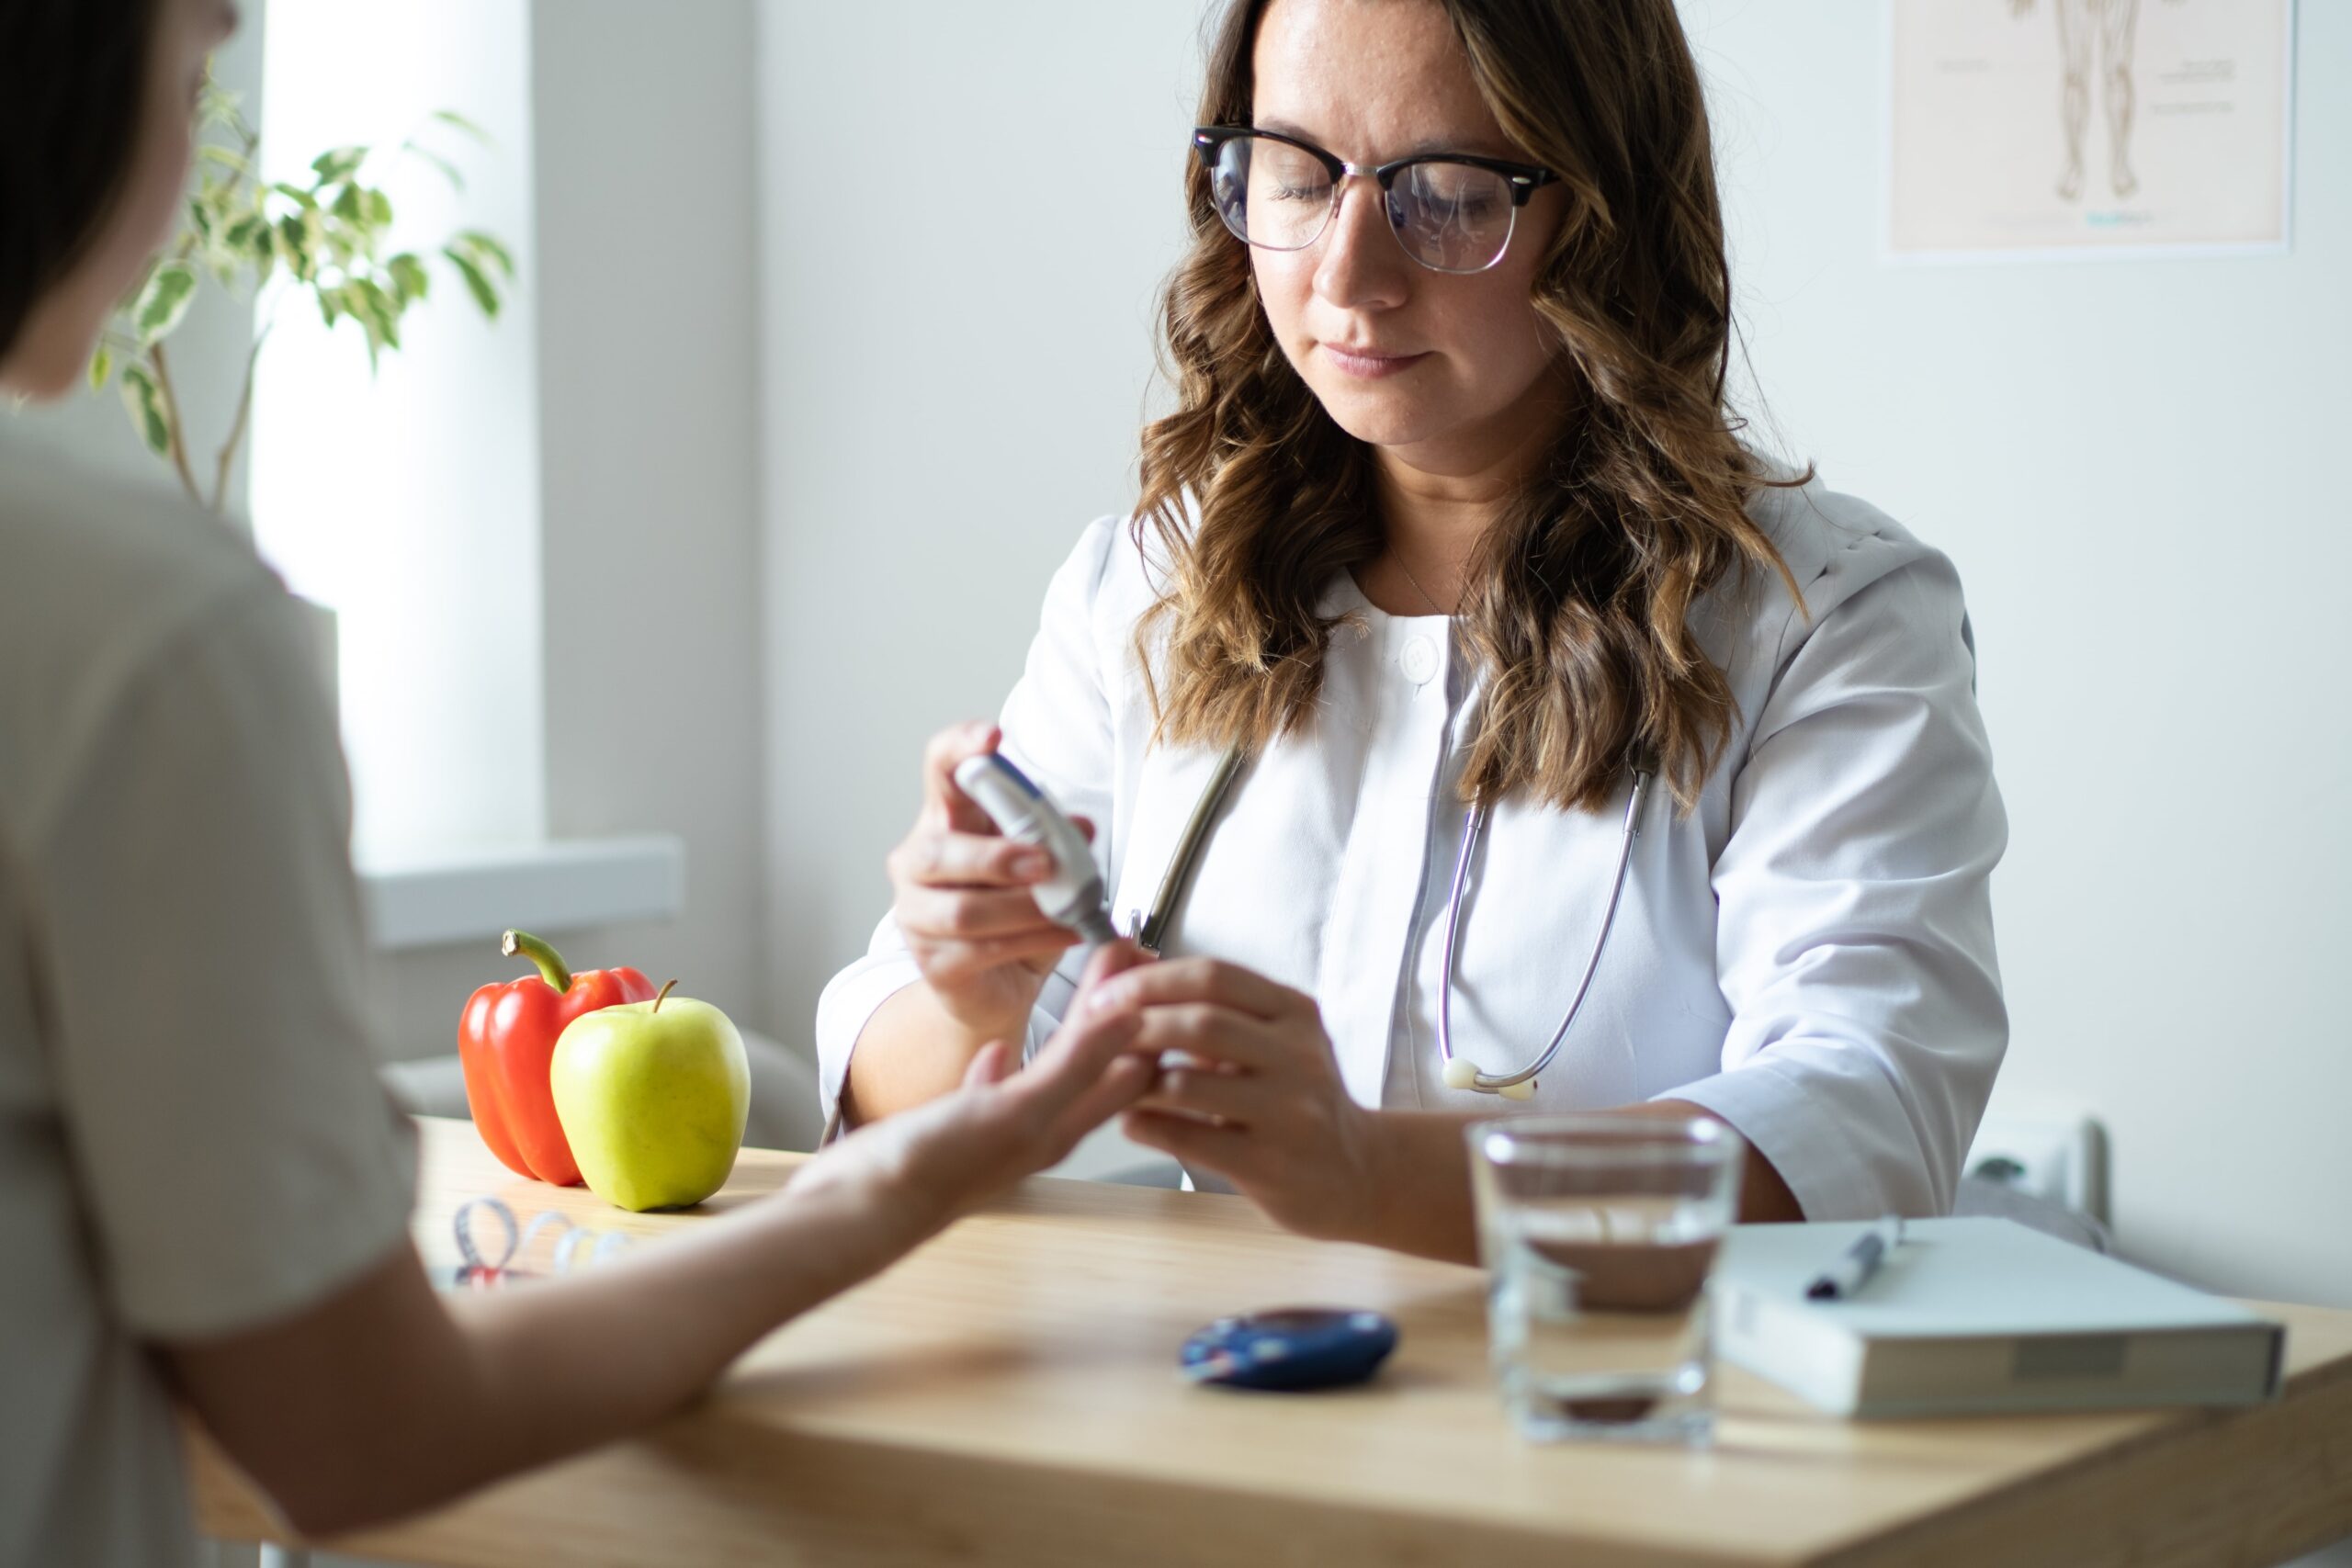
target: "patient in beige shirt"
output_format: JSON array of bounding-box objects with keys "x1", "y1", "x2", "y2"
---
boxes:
[{"x1": 0, "y1": 4, "x2": 1153, "y2": 1562}]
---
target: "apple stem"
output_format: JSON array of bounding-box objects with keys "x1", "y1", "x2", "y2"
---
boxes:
[
  {"x1": 652, "y1": 979, "x2": 679, "y2": 1013},
  {"x1": 503, "y1": 930, "x2": 572, "y2": 993}
]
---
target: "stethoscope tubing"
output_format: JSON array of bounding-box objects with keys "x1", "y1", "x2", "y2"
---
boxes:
[
  {"x1": 1434, "y1": 768, "x2": 1652, "y2": 1093},
  {"x1": 1137, "y1": 739, "x2": 1653, "y2": 1098},
  {"x1": 813, "y1": 738, "x2": 1654, "y2": 1155}
]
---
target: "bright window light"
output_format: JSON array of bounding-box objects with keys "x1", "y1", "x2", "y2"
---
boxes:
[{"x1": 251, "y1": 0, "x2": 546, "y2": 865}]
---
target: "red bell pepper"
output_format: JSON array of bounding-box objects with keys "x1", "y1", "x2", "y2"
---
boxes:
[{"x1": 458, "y1": 930, "x2": 655, "y2": 1185}]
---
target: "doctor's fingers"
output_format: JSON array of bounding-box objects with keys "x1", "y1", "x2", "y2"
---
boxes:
[
  {"x1": 1130, "y1": 1063, "x2": 1280, "y2": 1129},
  {"x1": 898, "y1": 885, "x2": 1071, "y2": 942},
  {"x1": 1125, "y1": 1004, "x2": 1291, "y2": 1073},
  {"x1": 1121, "y1": 1108, "x2": 1257, "y2": 1182},
  {"x1": 890, "y1": 829, "x2": 1058, "y2": 891},
  {"x1": 1086, "y1": 956, "x2": 1317, "y2": 1025},
  {"x1": 919, "y1": 721, "x2": 1003, "y2": 836},
  {"x1": 910, "y1": 930, "x2": 1080, "y2": 988}
]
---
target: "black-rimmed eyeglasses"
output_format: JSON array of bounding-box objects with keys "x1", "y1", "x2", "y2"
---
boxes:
[{"x1": 1193, "y1": 126, "x2": 1557, "y2": 276}]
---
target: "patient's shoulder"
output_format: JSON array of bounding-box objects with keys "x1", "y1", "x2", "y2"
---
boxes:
[{"x1": 0, "y1": 446, "x2": 282, "y2": 826}]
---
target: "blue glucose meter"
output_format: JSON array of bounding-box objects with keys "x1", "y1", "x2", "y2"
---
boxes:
[{"x1": 1180, "y1": 1308, "x2": 1399, "y2": 1392}]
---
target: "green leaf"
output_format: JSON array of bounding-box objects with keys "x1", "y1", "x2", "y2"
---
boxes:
[
  {"x1": 229, "y1": 213, "x2": 277, "y2": 286},
  {"x1": 318, "y1": 286, "x2": 344, "y2": 329},
  {"x1": 194, "y1": 195, "x2": 244, "y2": 284},
  {"x1": 197, "y1": 144, "x2": 249, "y2": 175},
  {"x1": 277, "y1": 214, "x2": 312, "y2": 282},
  {"x1": 133, "y1": 264, "x2": 198, "y2": 344},
  {"x1": 347, "y1": 279, "x2": 401, "y2": 373},
  {"x1": 443, "y1": 246, "x2": 502, "y2": 318},
  {"x1": 366, "y1": 189, "x2": 394, "y2": 228},
  {"x1": 271, "y1": 181, "x2": 320, "y2": 209},
  {"x1": 452, "y1": 229, "x2": 516, "y2": 278},
  {"x1": 332, "y1": 182, "x2": 366, "y2": 223},
  {"x1": 354, "y1": 277, "x2": 402, "y2": 344},
  {"x1": 387, "y1": 252, "x2": 432, "y2": 304},
  {"x1": 311, "y1": 145, "x2": 368, "y2": 186},
  {"x1": 89, "y1": 342, "x2": 113, "y2": 392},
  {"x1": 119, "y1": 364, "x2": 173, "y2": 457},
  {"x1": 431, "y1": 108, "x2": 491, "y2": 142},
  {"x1": 403, "y1": 142, "x2": 467, "y2": 192},
  {"x1": 198, "y1": 80, "x2": 243, "y2": 129}
]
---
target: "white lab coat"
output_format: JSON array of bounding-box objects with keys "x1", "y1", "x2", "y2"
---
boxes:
[{"x1": 817, "y1": 472, "x2": 2007, "y2": 1219}]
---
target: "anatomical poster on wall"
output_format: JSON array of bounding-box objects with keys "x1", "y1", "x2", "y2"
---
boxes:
[{"x1": 1886, "y1": 0, "x2": 2295, "y2": 260}]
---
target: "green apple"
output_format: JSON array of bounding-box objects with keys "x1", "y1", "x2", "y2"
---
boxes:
[{"x1": 549, "y1": 982, "x2": 750, "y2": 1212}]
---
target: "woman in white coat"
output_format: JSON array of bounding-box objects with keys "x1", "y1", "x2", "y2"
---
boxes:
[{"x1": 818, "y1": 0, "x2": 2007, "y2": 1260}]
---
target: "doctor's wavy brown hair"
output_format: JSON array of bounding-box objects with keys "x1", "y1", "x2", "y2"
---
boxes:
[{"x1": 1134, "y1": 0, "x2": 1807, "y2": 814}]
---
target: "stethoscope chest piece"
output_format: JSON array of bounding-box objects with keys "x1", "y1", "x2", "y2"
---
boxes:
[
  {"x1": 1442, "y1": 1055, "x2": 1534, "y2": 1100},
  {"x1": 1131, "y1": 743, "x2": 1657, "y2": 1100}
]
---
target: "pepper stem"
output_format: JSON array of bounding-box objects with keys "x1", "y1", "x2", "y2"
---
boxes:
[
  {"x1": 652, "y1": 979, "x2": 679, "y2": 1013},
  {"x1": 503, "y1": 930, "x2": 572, "y2": 993}
]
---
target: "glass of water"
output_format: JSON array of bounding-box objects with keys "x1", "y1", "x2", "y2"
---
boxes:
[{"x1": 1467, "y1": 1114, "x2": 1745, "y2": 1444}]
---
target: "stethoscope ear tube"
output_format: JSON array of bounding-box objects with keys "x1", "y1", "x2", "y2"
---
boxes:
[{"x1": 1133, "y1": 745, "x2": 1249, "y2": 956}]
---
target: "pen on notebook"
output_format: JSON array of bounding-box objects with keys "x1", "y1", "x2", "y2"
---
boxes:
[{"x1": 1805, "y1": 1216, "x2": 1905, "y2": 1301}]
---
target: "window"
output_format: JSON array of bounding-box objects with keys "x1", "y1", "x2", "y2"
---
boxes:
[{"x1": 251, "y1": 0, "x2": 545, "y2": 864}]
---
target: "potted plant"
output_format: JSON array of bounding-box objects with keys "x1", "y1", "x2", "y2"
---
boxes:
[{"x1": 86, "y1": 77, "x2": 517, "y2": 519}]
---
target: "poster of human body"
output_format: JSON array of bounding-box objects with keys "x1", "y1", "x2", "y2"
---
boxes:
[{"x1": 1887, "y1": 0, "x2": 2295, "y2": 260}]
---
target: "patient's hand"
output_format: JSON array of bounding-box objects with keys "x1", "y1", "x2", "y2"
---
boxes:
[{"x1": 797, "y1": 945, "x2": 1154, "y2": 1241}]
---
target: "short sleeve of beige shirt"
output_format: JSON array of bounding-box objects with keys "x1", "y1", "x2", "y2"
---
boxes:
[{"x1": 30, "y1": 581, "x2": 416, "y2": 1339}]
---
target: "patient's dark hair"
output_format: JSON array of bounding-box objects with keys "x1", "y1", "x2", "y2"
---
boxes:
[{"x1": 0, "y1": 0, "x2": 162, "y2": 363}]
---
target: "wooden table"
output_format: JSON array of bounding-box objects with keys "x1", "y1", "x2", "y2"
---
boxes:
[{"x1": 190, "y1": 1117, "x2": 2352, "y2": 1567}]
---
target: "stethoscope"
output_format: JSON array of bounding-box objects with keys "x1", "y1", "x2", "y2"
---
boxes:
[
  {"x1": 1127, "y1": 743, "x2": 1655, "y2": 1100},
  {"x1": 814, "y1": 739, "x2": 1654, "y2": 1150}
]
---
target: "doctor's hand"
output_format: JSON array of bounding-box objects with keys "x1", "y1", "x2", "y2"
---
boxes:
[
  {"x1": 888, "y1": 721, "x2": 1096, "y2": 1044},
  {"x1": 795, "y1": 946, "x2": 1155, "y2": 1244},
  {"x1": 1096, "y1": 959, "x2": 1384, "y2": 1245}
]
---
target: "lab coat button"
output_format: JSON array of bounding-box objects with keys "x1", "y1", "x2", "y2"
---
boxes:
[{"x1": 1399, "y1": 636, "x2": 1438, "y2": 684}]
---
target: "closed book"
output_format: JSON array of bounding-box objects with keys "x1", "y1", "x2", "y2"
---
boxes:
[{"x1": 1713, "y1": 1217, "x2": 2283, "y2": 1417}]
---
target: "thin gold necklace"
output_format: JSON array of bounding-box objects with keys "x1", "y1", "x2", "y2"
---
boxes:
[{"x1": 1390, "y1": 549, "x2": 1452, "y2": 616}]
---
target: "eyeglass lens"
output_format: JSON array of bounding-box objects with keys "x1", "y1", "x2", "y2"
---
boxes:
[{"x1": 1205, "y1": 134, "x2": 1518, "y2": 274}]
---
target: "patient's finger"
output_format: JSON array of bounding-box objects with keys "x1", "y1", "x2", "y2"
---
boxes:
[{"x1": 1085, "y1": 955, "x2": 1307, "y2": 1022}]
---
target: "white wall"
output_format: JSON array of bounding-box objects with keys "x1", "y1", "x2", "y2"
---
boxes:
[
  {"x1": 754, "y1": 0, "x2": 1209, "y2": 1042},
  {"x1": 527, "y1": 0, "x2": 770, "y2": 1036},
  {"x1": 253, "y1": 0, "x2": 549, "y2": 864},
  {"x1": 357, "y1": 0, "x2": 771, "y2": 1065},
  {"x1": 1679, "y1": 0, "x2": 2351, "y2": 1306}
]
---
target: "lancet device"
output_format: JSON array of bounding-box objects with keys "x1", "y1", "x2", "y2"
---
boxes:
[{"x1": 953, "y1": 752, "x2": 1119, "y2": 950}]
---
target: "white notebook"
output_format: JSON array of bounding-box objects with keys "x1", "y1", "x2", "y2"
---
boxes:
[{"x1": 1712, "y1": 1217, "x2": 2283, "y2": 1417}]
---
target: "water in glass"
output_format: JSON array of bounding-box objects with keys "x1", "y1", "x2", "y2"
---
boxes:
[{"x1": 1470, "y1": 1116, "x2": 1743, "y2": 1443}]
